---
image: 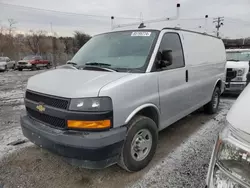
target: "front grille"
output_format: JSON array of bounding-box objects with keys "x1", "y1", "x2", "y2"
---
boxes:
[
  {"x1": 26, "y1": 91, "x2": 69, "y2": 110},
  {"x1": 18, "y1": 62, "x2": 27, "y2": 65},
  {"x1": 226, "y1": 68, "x2": 237, "y2": 82},
  {"x1": 27, "y1": 107, "x2": 66, "y2": 129}
]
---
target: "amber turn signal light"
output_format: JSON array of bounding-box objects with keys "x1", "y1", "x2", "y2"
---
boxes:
[{"x1": 67, "y1": 120, "x2": 111, "y2": 129}]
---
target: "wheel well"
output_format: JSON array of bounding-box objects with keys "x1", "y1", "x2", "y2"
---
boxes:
[
  {"x1": 216, "y1": 80, "x2": 222, "y2": 90},
  {"x1": 136, "y1": 107, "x2": 159, "y2": 127}
]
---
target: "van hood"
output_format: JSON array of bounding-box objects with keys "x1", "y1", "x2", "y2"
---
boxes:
[
  {"x1": 27, "y1": 69, "x2": 130, "y2": 98},
  {"x1": 226, "y1": 61, "x2": 249, "y2": 69},
  {"x1": 227, "y1": 84, "x2": 250, "y2": 135}
]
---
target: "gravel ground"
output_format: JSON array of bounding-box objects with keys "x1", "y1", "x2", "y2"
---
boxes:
[{"x1": 0, "y1": 70, "x2": 236, "y2": 188}]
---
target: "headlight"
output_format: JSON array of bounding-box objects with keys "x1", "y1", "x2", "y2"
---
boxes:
[
  {"x1": 69, "y1": 97, "x2": 112, "y2": 112},
  {"x1": 237, "y1": 69, "x2": 245, "y2": 76},
  {"x1": 217, "y1": 139, "x2": 250, "y2": 186},
  {"x1": 213, "y1": 166, "x2": 244, "y2": 188},
  {"x1": 208, "y1": 125, "x2": 250, "y2": 187}
]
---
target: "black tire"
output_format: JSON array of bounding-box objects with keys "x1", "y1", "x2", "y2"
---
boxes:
[
  {"x1": 31, "y1": 64, "x2": 37, "y2": 71},
  {"x1": 118, "y1": 115, "x2": 158, "y2": 172},
  {"x1": 46, "y1": 63, "x2": 51, "y2": 69},
  {"x1": 18, "y1": 68, "x2": 23, "y2": 71},
  {"x1": 4, "y1": 65, "x2": 7, "y2": 72},
  {"x1": 204, "y1": 87, "x2": 221, "y2": 114},
  {"x1": 12, "y1": 64, "x2": 16, "y2": 70}
]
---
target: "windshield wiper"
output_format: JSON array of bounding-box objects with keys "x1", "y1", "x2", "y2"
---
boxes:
[
  {"x1": 85, "y1": 62, "x2": 112, "y2": 67},
  {"x1": 83, "y1": 62, "x2": 118, "y2": 72},
  {"x1": 67, "y1": 61, "x2": 78, "y2": 66},
  {"x1": 227, "y1": 59, "x2": 239, "y2": 62}
]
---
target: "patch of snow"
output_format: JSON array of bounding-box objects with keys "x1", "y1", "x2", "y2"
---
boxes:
[{"x1": 0, "y1": 125, "x2": 31, "y2": 161}]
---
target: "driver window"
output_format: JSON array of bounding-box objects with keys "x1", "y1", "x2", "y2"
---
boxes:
[{"x1": 155, "y1": 33, "x2": 185, "y2": 71}]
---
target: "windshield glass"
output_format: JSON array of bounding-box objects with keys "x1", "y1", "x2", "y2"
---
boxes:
[
  {"x1": 23, "y1": 55, "x2": 36, "y2": 60},
  {"x1": 71, "y1": 30, "x2": 158, "y2": 72},
  {"x1": 226, "y1": 51, "x2": 250, "y2": 61}
]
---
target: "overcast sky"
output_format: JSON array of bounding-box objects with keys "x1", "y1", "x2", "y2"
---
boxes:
[{"x1": 0, "y1": 0, "x2": 250, "y2": 38}]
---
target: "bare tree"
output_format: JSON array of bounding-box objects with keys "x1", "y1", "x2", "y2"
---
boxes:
[
  {"x1": 26, "y1": 30, "x2": 46, "y2": 54},
  {"x1": 8, "y1": 19, "x2": 18, "y2": 36},
  {"x1": 74, "y1": 31, "x2": 91, "y2": 53},
  {"x1": 0, "y1": 23, "x2": 5, "y2": 56},
  {"x1": 60, "y1": 37, "x2": 74, "y2": 54}
]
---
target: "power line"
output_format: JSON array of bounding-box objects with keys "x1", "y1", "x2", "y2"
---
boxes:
[
  {"x1": 224, "y1": 19, "x2": 250, "y2": 27},
  {"x1": 225, "y1": 17, "x2": 250, "y2": 24},
  {"x1": 0, "y1": 2, "x2": 139, "y2": 20}
]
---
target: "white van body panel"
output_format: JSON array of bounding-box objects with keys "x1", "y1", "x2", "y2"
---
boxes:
[
  {"x1": 27, "y1": 69, "x2": 130, "y2": 98},
  {"x1": 100, "y1": 29, "x2": 226, "y2": 129},
  {"x1": 227, "y1": 84, "x2": 250, "y2": 135}
]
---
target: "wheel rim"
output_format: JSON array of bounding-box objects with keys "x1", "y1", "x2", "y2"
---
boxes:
[
  {"x1": 213, "y1": 92, "x2": 219, "y2": 109},
  {"x1": 131, "y1": 129, "x2": 152, "y2": 161}
]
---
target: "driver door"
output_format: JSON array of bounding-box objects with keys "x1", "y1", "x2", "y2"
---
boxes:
[{"x1": 155, "y1": 32, "x2": 190, "y2": 129}]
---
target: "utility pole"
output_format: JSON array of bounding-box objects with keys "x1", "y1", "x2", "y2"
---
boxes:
[{"x1": 213, "y1": 17, "x2": 224, "y2": 37}]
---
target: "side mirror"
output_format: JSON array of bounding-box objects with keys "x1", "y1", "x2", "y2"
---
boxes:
[{"x1": 161, "y1": 50, "x2": 173, "y2": 67}]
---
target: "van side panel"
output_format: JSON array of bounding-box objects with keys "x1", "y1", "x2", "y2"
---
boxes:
[
  {"x1": 99, "y1": 73, "x2": 160, "y2": 128},
  {"x1": 181, "y1": 31, "x2": 226, "y2": 106}
]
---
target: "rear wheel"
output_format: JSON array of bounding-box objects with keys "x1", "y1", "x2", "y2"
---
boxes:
[
  {"x1": 204, "y1": 87, "x2": 221, "y2": 114},
  {"x1": 12, "y1": 64, "x2": 16, "y2": 70},
  {"x1": 18, "y1": 68, "x2": 23, "y2": 71},
  {"x1": 4, "y1": 65, "x2": 7, "y2": 72},
  {"x1": 118, "y1": 115, "x2": 158, "y2": 172}
]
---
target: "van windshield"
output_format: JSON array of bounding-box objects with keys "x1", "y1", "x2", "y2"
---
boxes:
[
  {"x1": 226, "y1": 51, "x2": 250, "y2": 61},
  {"x1": 71, "y1": 30, "x2": 159, "y2": 72}
]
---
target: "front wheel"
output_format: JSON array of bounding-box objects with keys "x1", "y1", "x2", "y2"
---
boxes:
[
  {"x1": 118, "y1": 115, "x2": 158, "y2": 172},
  {"x1": 204, "y1": 87, "x2": 221, "y2": 114},
  {"x1": 31, "y1": 64, "x2": 37, "y2": 71},
  {"x1": 46, "y1": 63, "x2": 51, "y2": 69}
]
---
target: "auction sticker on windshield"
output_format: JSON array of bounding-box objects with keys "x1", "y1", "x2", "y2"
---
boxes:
[{"x1": 131, "y1": 32, "x2": 151, "y2": 37}]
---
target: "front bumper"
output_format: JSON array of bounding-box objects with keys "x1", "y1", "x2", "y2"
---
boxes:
[
  {"x1": 0, "y1": 66, "x2": 6, "y2": 70},
  {"x1": 17, "y1": 64, "x2": 32, "y2": 69},
  {"x1": 21, "y1": 115, "x2": 127, "y2": 169},
  {"x1": 224, "y1": 81, "x2": 247, "y2": 93}
]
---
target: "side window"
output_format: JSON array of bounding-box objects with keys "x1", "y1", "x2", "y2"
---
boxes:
[
  {"x1": 36, "y1": 56, "x2": 42, "y2": 60},
  {"x1": 157, "y1": 33, "x2": 185, "y2": 70}
]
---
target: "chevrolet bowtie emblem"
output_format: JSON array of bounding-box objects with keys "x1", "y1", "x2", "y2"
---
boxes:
[{"x1": 36, "y1": 104, "x2": 45, "y2": 113}]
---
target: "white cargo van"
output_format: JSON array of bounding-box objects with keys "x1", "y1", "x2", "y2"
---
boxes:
[
  {"x1": 225, "y1": 49, "x2": 250, "y2": 93},
  {"x1": 206, "y1": 83, "x2": 250, "y2": 188},
  {"x1": 21, "y1": 27, "x2": 226, "y2": 172}
]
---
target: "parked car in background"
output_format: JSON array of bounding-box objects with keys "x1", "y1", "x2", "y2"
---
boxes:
[
  {"x1": 21, "y1": 28, "x2": 226, "y2": 172},
  {"x1": 206, "y1": 83, "x2": 250, "y2": 188},
  {"x1": 224, "y1": 49, "x2": 250, "y2": 94},
  {"x1": 17, "y1": 55, "x2": 51, "y2": 71},
  {"x1": 0, "y1": 57, "x2": 16, "y2": 72}
]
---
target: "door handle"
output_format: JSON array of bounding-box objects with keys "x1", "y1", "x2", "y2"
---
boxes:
[{"x1": 186, "y1": 70, "x2": 188, "y2": 82}]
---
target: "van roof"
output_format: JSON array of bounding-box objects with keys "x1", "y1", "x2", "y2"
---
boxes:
[{"x1": 103, "y1": 27, "x2": 219, "y2": 39}]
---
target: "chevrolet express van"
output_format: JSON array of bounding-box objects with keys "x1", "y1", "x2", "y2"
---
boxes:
[
  {"x1": 21, "y1": 28, "x2": 226, "y2": 172},
  {"x1": 206, "y1": 83, "x2": 250, "y2": 188},
  {"x1": 225, "y1": 49, "x2": 250, "y2": 94}
]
